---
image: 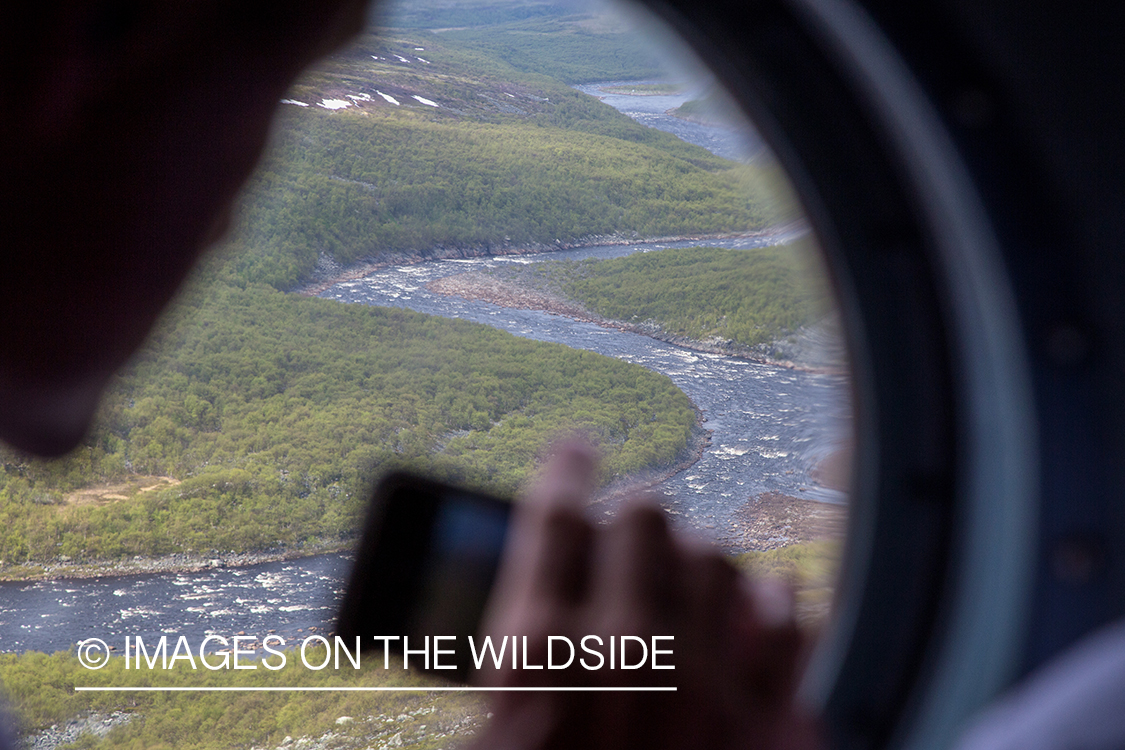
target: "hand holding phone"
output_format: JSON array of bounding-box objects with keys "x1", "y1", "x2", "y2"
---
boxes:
[{"x1": 468, "y1": 444, "x2": 820, "y2": 750}]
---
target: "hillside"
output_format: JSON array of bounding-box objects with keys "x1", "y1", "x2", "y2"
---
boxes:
[
  {"x1": 213, "y1": 18, "x2": 777, "y2": 290},
  {"x1": 0, "y1": 286, "x2": 697, "y2": 568}
]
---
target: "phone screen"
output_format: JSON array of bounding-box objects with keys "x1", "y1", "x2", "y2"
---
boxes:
[
  {"x1": 410, "y1": 495, "x2": 510, "y2": 640},
  {"x1": 336, "y1": 473, "x2": 512, "y2": 677}
]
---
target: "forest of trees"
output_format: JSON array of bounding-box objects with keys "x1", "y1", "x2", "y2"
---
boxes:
[
  {"x1": 563, "y1": 244, "x2": 828, "y2": 346},
  {"x1": 434, "y1": 16, "x2": 665, "y2": 83},
  {"x1": 0, "y1": 285, "x2": 696, "y2": 565},
  {"x1": 220, "y1": 106, "x2": 772, "y2": 291},
  {"x1": 221, "y1": 113, "x2": 770, "y2": 290}
]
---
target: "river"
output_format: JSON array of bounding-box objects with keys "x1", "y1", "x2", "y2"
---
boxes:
[
  {"x1": 317, "y1": 238, "x2": 849, "y2": 517},
  {"x1": 573, "y1": 81, "x2": 766, "y2": 162},
  {"x1": 0, "y1": 83, "x2": 848, "y2": 656}
]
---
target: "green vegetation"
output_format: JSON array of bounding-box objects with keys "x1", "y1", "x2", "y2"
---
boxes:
[
  {"x1": 436, "y1": 19, "x2": 662, "y2": 84},
  {"x1": 668, "y1": 89, "x2": 740, "y2": 124},
  {"x1": 385, "y1": 0, "x2": 573, "y2": 30},
  {"x1": 0, "y1": 284, "x2": 696, "y2": 566},
  {"x1": 214, "y1": 16, "x2": 774, "y2": 291},
  {"x1": 0, "y1": 646, "x2": 483, "y2": 749},
  {"x1": 489, "y1": 242, "x2": 830, "y2": 349},
  {"x1": 734, "y1": 540, "x2": 839, "y2": 587},
  {"x1": 669, "y1": 97, "x2": 710, "y2": 120},
  {"x1": 562, "y1": 244, "x2": 826, "y2": 346},
  {"x1": 224, "y1": 112, "x2": 770, "y2": 290},
  {"x1": 383, "y1": 0, "x2": 687, "y2": 107},
  {"x1": 735, "y1": 540, "x2": 841, "y2": 629},
  {"x1": 669, "y1": 84, "x2": 764, "y2": 127}
]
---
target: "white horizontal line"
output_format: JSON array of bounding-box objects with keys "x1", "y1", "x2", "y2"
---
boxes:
[{"x1": 75, "y1": 686, "x2": 676, "y2": 693}]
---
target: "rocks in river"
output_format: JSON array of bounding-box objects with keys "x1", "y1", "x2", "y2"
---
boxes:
[
  {"x1": 4, "y1": 540, "x2": 349, "y2": 582},
  {"x1": 428, "y1": 271, "x2": 592, "y2": 321},
  {"x1": 244, "y1": 705, "x2": 488, "y2": 750},
  {"x1": 291, "y1": 232, "x2": 758, "y2": 298},
  {"x1": 728, "y1": 491, "x2": 846, "y2": 552}
]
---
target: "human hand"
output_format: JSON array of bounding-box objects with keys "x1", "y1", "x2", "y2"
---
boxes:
[{"x1": 471, "y1": 442, "x2": 824, "y2": 750}]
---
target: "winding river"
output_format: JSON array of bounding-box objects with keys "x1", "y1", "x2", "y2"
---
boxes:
[{"x1": 0, "y1": 84, "x2": 849, "y2": 656}]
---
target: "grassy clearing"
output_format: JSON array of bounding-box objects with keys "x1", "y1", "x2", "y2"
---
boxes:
[{"x1": 62, "y1": 478, "x2": 180, "y2": 508}]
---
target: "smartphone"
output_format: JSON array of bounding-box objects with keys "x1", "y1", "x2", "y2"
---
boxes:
[{"x1": 335, "y1": 471, "x2": 512, "y2": 679}]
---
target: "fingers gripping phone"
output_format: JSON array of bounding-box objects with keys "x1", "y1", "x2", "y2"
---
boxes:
[{"x1": 335, "y1": 472, "x2": 512, "y2": 679}]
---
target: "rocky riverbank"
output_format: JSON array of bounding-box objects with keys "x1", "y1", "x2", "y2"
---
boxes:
[
  {"x1": 588, "y1": 422, "x2": 712, "y2": 521},
  {"x1": 291, "y1": 226, "x2": 800, "y2": 298},
  {"x1": 426, "y1": 268, "x2": 847, "y2": 375},
  {"x1": 726, "y1": 491, "x2": 846, "y2": 552},
  {"x1": 0, "y1": 539, "x2": 351, "y2": 583},
  {"x1": 24, "y1": 712, "x2": 133, "y2": 750}
]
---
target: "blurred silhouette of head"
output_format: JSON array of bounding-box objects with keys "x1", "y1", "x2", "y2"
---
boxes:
[{"x1": 0, "y1": 1, "x2": 366, "y2": 455}]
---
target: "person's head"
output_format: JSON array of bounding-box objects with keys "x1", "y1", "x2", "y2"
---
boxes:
[{"x1": 0, "y1": 1, "x2": 367, "y2": 456}]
